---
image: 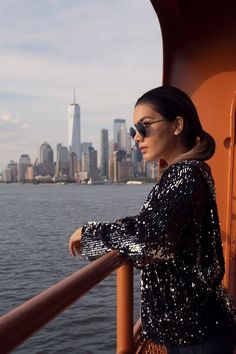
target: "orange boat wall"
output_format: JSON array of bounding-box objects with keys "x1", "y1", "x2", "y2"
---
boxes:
[{"x1": 150, "y1": 0, "x2": 236, "y2": 299}]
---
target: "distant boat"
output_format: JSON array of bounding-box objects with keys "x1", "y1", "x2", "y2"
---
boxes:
[
  {"x1": 87, "y1": 178, "x2": 109, "y2": 185},
  {"x1": 126, "y1": 181, "x2": 142, "y2": 185}
]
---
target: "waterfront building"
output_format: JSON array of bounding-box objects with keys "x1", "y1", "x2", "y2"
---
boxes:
[
  {"x1": 109, "y1": 151, "x2": 116, "y2": 182},
  {"x1": 38, "y1": 142, "x2": 55, "y2": 177},
  {"x1": 40, "y1": 142, "x2": 53, "y2": 164},
  {"x1": 32, "y1": 159, "x2": 39, "y2": 177},
  {"x1": 69, "y1": 152, "x2": 77, "y2": 180},
  {"x1": 88, "y1": 147, "x2": 98, "y2": 181},
  {"x1": 78, "y1": 147, "x2": 98, "y2": 182},
  {"x1": 109, "y1": 149, "x2": 126, "y2": 183},
  {"x1": 132, "y1": 144, "x2": 143, "y2": 178},
  {"x1": 18, "y1": 154, "x2": 31, "y2": 182},
  {"x1": 2, "y1": 168, "x2": 12, "y2": 183},
  {"x1": 81, "y1": 152, "x2": 88, "y2": 173},
  {"x1": 108, "y1": 139, "x2": 114, "y2": 165},
  {"x1": 100, "y1": 129, "x2": 109, "y2": 179},
  {"x1": 25, "y1": 164, "x2": 35, "y2": 182},
  {"x1": 144, "y1": 161, "x2": 158, "y2": 180},
  {"x1": 1, "y1": 163, "x2": 17, "y2": 183},
  {"x1": 3, "y1": 160, "x2": 18, "y2": 182},
  {"x1": 37, "y1": 162, "x2": 55, "y2": 177},
  {"x1": 78, "y1": 171, "x2": 89, "y2": 183},
  {"x1": 68, "y1": 94, "x2": 81, "y2": 161},
  {"x1": 56, "y1": 143, "x2": 69, "y2": 177},
  {"x1": 126, "y1": 133, "x2": 132, "y2": 155},
  {"x1": 119, "y1": 159, "x2": 134, "y2": 182}
]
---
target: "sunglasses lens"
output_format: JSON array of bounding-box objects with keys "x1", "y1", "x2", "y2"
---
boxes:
[
  {"x1": 129, "y1": 127, "x2": 136, "y2": 139},
  {"x1": 130, "y1": 122, "x2": 147, "y2": 139},
  {"x1": 136, "y1": 121, "x2": 146, "y2": 137}
]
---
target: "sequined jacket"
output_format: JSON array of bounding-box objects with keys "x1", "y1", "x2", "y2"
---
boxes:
[{"x1": 80, "y1": 160, "x2": 236, "y2": 346}]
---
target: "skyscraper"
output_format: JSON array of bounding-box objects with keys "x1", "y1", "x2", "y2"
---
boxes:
[
  {"x1": 69, "y1": 152, "x2": 77, "y2": 180},
  {"x1": 68, "y1": 92, "x2": 81, "y2": 161},
  {"x1": 100, "y1": 129, "x2": 109, "y2": 178},
  {"x1": 56, "y1": 143, "x2": 69, "y2": 177},
  {"x1": 18, "y1": 154, "x2": 31, "y2": 182},
  {"x1": 39, "y1": 142, "x2": 53, "y2": 164},
  {"x1": 38, "y1": 142, "x2": 55, "y2": 176},
  {"x1": 88, "y1": 147, "x2": 98, "y2": 181},
  {"x1": 3, "y1": 160, "x2": 17, "y2": 182},
  {"x1": 113, "y1": 119, "x2": 127, "y2": 150}
]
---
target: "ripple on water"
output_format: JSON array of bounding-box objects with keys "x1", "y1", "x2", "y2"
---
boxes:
[{"x1": 0, "y1": 184, "x2": 151, "y2": 353}]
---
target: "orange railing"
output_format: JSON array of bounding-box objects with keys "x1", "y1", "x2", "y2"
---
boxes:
[
  {"x1": 0, "y1": 251, "x2": 139, "y2": 354},
  {"x1": 117, "y1": 262, "x2": 134, "y2": 354}
]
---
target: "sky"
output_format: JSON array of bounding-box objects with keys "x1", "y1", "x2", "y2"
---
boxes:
[{"x1": 0, "y1": 0, "x2": 163, "y2": 171}]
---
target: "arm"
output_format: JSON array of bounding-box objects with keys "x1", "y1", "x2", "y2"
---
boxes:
[{"x1": 79, "y1": 163, "x2": 209, "y2": 268}]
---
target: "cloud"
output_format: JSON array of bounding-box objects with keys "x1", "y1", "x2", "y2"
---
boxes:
[
  {"x1": 22, "y1": 123, "x2": 30, "y2": 129},
  {"x1": 0, "y1": 113, "x2": 31, "y2": 129},
  {"x1": 0, "y1": 0, "x2": 163, "y2": 170},
  {"x1": 0, "y1": 113, "x2": 11, "y2": 122}
]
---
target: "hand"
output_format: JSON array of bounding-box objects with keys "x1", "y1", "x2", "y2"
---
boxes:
[{"x1": 69, "y1": 227, "x2": 83, "y2": 257}]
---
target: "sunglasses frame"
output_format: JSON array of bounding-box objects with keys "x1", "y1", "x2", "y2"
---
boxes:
[{"x1": 130, "y1": 119, "x2": 165, "y2": 139}]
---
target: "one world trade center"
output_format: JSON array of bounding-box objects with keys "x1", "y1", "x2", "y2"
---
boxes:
[{"x1": 68, "y1": 92, "x2": 81, "y2": 161}]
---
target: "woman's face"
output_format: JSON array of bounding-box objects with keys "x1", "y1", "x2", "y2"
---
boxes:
[{"x1": 133, "y1": 103, "x2": 183, "y2": 164}]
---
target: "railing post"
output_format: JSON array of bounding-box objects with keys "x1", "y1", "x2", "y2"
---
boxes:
[{"x1": 116, "y1": 261, "x2": 133, "y2": 354}]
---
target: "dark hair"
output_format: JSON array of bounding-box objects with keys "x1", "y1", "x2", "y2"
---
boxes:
[{"x1": 135, "y1": 85, "x2": 215, "y2": 163}]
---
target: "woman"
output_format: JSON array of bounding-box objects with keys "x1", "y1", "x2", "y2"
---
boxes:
[{"x1": 69, "y1": 86, "x2": 236, "y2": 353}]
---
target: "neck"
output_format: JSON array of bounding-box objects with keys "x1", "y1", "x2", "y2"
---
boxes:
[{"x1": 163, "y1": 145, "x2": 189, "y2": 166}]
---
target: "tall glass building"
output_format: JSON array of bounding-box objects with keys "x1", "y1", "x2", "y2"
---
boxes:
[
  {"x1": 113, "y1": 119, "x2": 127, "y2": 150},
  {"x1": 38, "y1": 142, "x2": 54, "y2": 176},
  {"x1": 56, "y1": 143, "x2": 69, "y2": 176},
  {"x1": 39, "y1": 142, "x2": 53, "y2": 164},
  {"x1": 68, "y1": 94, "x2": 81, "y2": 161},
  {"x1": 100, "y1": 129, "x2": 109, "y2": 178}
]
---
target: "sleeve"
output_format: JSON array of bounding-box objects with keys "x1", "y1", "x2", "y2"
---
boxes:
[{"x1": 80, "y1": 163, "x2": 209, "y2": 268}]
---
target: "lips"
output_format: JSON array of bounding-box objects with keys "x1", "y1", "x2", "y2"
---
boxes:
[{"x1": 139, "y1": 146, "x2": 147, "y2": 153}]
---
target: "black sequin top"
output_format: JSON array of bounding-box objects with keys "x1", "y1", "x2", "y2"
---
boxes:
[{"x1": 80, "y1": 160, "x2": 236, "y2": 346}]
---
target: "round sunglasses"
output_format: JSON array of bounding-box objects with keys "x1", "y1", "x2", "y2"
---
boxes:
[{"x1": 129, "y1": 119, "x2": 164, "y2": 139}]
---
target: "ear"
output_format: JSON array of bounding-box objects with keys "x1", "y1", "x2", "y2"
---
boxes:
[{"x1": 174, "y1": 116, "x2": 184, "y2": 135}]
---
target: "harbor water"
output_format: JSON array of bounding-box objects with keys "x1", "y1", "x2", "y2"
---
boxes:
[{"x1": 0, "y1": 183, "x2": 153, "y2": 354}]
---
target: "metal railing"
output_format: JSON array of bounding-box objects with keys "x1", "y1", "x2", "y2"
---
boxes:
[{"x1": 0, "y1": 251, "x2": 138, "y2": 354}]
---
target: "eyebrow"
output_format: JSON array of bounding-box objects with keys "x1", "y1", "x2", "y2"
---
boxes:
[{"x1": 139, "y1": 115, "x2": 156, "y2": 122}]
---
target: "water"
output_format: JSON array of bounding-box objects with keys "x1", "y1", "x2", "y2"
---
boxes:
[{"x1": 0, "y1": 183, "x2": 153, "y2": 353}]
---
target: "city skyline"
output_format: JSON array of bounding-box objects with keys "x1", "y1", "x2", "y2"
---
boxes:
[
  {"x1": 0, "y1": 115, "x2": 128, "y2": 172},
  {"x1": 2, "y1": 119, "x2": 158, "y2": 183},
  {"x1": 0, "y1": 1, "x2": 162, "y2": 170}
]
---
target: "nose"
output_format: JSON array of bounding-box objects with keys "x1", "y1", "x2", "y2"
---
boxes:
[{"x1": 134, "y1": 130, "x2": 144, "y2": 144}]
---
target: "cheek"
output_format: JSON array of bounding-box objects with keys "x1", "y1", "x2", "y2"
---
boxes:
[
  {"x1": 154, "y1": 127, "x2": 174, "y2": 145},
  {"x1": 147, "y1": 131, "x2": 174, "y2": 154},
  {"x1": 148, "y1": 131, "x2": 165, "y2": 146}
]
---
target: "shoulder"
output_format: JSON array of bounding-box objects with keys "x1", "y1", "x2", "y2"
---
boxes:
[
  {"x1": 163, "y1": 159, "x2": 211, "y2": 177},
  {"x1": 159, "y1": 160, "x2": 212, "y2": 189}
]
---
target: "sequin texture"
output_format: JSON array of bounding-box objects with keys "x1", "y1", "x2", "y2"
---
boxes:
[{"x1": 80, "y1": 160, "x2": 236, "y2": 346}]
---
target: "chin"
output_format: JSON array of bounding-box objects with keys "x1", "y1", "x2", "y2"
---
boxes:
[{"x1": 143, "y1": 154, "x2": 158, "y2": 162}]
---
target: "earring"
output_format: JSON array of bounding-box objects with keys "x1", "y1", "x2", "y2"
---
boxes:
[{"x1": 174, "y1": 131, "x2": 179, "y2": 135}]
